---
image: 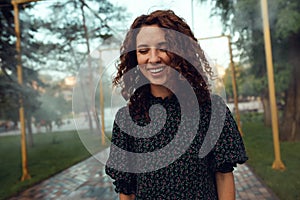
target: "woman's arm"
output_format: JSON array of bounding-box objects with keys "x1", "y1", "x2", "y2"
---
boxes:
[
  {"x1": 119, "y1": 193, "x2": 136, "y2": 200},
  {"x1": 215, "y1": 172, "x2": 235, "y2": 200}
]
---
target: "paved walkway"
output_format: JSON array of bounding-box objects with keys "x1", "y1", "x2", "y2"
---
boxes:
[{"x1": 9, "y1": 154, "x2": 279, "y2": 200}]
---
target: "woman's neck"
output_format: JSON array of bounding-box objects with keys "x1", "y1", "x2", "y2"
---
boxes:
[{"x1": 150, "y1": 84, "x2": 172, "y2": 99}]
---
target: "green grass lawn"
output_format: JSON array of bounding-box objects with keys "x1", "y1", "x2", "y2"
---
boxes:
[
  {"x1": 242, "y1": 121, "x2": 300, "y2": 200},
  {"x1": 0, "y1": 130, "x2": 107, "y2": 200}
]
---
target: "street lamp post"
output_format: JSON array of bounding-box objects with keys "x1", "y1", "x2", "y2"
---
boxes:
[
  {"x1": 198, "y1": 35, "x2": 243, "y2": 136},
  {"x1": 98, "y1": 50, "x2": 105, "y2": 145},
  {"x1": 11, "y1": 0, "x2": 40, "y2": 181},
  {"x1": 227, "y1": 35, "x2": 243, "y2": 136},
  {"x1": 261, "y1": 0, "x2": 285, "y2": 170}
]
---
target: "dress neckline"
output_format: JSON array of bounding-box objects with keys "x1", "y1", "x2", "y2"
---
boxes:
[{"x1": 148, "y1": 91, "x2": 177, "y2": 104}]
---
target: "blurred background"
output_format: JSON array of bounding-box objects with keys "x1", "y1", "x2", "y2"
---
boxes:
[{"x1": 0, "y1": 0, "x2": 299, "y2": 199}]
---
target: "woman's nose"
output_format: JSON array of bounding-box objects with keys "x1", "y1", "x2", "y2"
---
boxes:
[{"x1": 148, "y1": 48, "x2": 161, "y2": 63}]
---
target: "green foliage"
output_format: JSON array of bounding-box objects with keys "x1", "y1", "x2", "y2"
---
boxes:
[
  {"x1": 0, "y1": 2, "x2": 46, "y2": 122},
  {"x1": 0, "y1": 3, "x2": 20, "y2": 119},
  {"x1": 201, "y1": 0, "x2": 299, "y2": 96},
  {"x1": 273, "y1": 63, "x2": 291, "y2": 95},
  {"x1": 275, "y1": 0, "x2": 300, "y2": 39},
  {"x1": 0, "y1": 74, "x2": 19, "y2": 120}
]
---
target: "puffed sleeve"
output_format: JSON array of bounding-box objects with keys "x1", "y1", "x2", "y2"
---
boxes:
[
  {"x1": 208, "y1": 96, "x2": 248, "y2": 173},
  {"x1": 211, "y1": 106, "x2": 248, "y2": 173},
  {"x1": 105, "y1": 108, "x2": 137, "y2": 195}
]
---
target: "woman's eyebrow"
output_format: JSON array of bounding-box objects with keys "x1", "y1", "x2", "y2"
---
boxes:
[
  {"x1": 137, "y1": 41, "x2": 167, "y2": 49},
  {"x1": 137, "y1": 44, "x2": 149, "y2": 48},
  {"x1": 157, "y1": 41, "x2": 168, "y2": 47}
]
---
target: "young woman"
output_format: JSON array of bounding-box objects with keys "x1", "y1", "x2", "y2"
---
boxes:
[{"x1": 105, "y1": 10, "x2": 247, "y2": 200}]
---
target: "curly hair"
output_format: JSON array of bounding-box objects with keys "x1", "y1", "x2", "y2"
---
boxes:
[{"x1": 113, "y1": 10, "x2": 213, "y2": 107}]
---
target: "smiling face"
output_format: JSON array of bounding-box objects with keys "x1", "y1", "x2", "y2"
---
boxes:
[{"x1": 136, "y1": 25, "x2": 174, "y2": 89}]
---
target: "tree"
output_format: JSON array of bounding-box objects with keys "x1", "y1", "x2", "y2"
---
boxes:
[
  {"x1": 1, "y1": 0, "x2": 129, "y2": 145},
  {"x1": 0, "y1": 1, "x2": 20, "y2": 119},
  {"x1": 29, "y1": 0, "x2": 127, "y2": 74},
  {"x1": 0, "y1": 1, "x2": 43, "y2": 145},
  {"x1": 23, "y1": 0, "x2": 129, "y2": 132},
  {"x1": 200, "y1": 0, "x2": 300, "y2": 141}
]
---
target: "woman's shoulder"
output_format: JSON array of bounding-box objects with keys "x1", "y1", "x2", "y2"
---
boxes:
[{"x1": 199, "y1": 94, "x2": 227, "y2": 112}]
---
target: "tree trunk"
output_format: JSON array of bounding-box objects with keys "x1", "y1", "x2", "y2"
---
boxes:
[
  {"x1": 261, "y1": 95, "x2": 272, "y2": 127},
  {"x1": 280, "y1": 82, "x2": 300, "y2": 141},
  {"x1": 279, "y1": 34, "x2": 300, "y2": 141}
]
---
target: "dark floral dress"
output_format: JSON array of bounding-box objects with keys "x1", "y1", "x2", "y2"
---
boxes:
[{"x1": 105, "y1": 92, "x2": 248, "y2": 199}]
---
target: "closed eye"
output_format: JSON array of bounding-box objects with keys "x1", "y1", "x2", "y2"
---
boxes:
[
  {"x1": 159, "y1": 47, "x2": 168, "y2": 52},
  {"x1": 158, "y1": 43, "x2": 168, "y2": 52},
  {"x1": 137, "y1": 48, "x2": 150, "y2": 54}
]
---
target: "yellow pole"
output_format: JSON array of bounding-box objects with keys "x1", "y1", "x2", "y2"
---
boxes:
[
  {"x1": 12, "y1": 0, "x2": 31, "y2": 181},
  {"x1": 261, "y1": 0, "x2": 285, "y2": 170},
  {"x1": 99, "y1": 50, "x2": 105, "y2": 145},
  {"x1": 198, "y1": 35, "x2": 243, "y2": 135},
  {"x1": 227, "y1": 35, "x2": 243, "y2": 136}
]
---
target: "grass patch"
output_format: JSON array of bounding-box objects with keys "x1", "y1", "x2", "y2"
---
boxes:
[
  {"x1": 0, "y1": 130, "x2": 107, "y2": 200},
  {"x1": 242, "y1": 121, "x2": 300, "y2": 200}
]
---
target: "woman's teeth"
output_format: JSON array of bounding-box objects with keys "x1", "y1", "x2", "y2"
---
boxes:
[{"x1": 148, "y1": 67, "x2": 164, "y2": 73}]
